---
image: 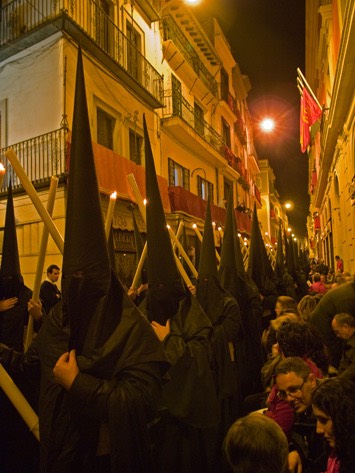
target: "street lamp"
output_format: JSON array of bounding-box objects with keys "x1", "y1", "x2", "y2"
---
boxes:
[
  {"x1": 285, "y1": 201, "x2": 293, "y2": 210},
  {"x1": 259, "y1": 118, "x2": 275, "y2": 133}
]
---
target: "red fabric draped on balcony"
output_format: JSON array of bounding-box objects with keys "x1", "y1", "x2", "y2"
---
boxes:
[
  {"x1": 168, "y1": 186, "x2": 252, "y2": 235},
  {"x1": 67, "y1": 141, "x2": 171, "y2": 211},
  {"x1": 168, "y1": 186, "x2": 225, "y2": 222}
]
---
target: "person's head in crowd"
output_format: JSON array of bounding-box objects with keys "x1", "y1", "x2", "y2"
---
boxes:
[
  {"x1": 312, "y1": 378, "x2": 355, "y2": 473},
  {"x1": 331, "y1": 313, "x2": 355, "y2": 341},
  {"x1": 224, "y1": 413, "x2": 289, "y2": 473},
  {"x1": 332, "y1": 275, "x2": 347, "y2": 289},
  {"x1": 275, "y1": 296, "x2": 298, "y2": 317},
  {"x1": 46, "y1": 264, "x2": 60, "y2": 283},
  {"x1": 297, "y1": 295, "x2": 318, "y2": 322},
  {"x1": 312, "y1": 273, "x2": 321, "y2": 283},
  {"x1": 275, "y1": 357, "x2": 318, "y2": 414},
  {"x1": 277, "y1": 321, "x2": 328, "y2": 376},
  {"x1": 343, "y1": 271, "x2": 353, "y2": 283},
  {"x1": 270, "y1": 312, "x2": 300, "y2": 332},
  {"x1": 320, "y1": 274, "x2": 327, "y2": 284}
]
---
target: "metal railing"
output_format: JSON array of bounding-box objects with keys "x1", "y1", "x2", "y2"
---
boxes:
[
  {"x1": 0, "y1": 128, "x2": 67, "y2": 192},
  {"x1": 163, "y1": 90, "x2": 225, "y2": 156},
  {"x1": 161, "y1": 15, "x2": 218, "y2": 97},
  {"x1": 0, "y1": 0, "x2": 163, "y2": 103}
]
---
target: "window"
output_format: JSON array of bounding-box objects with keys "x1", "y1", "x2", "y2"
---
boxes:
[
  {"x1": 129, "y1": 129, "x2": 143, "y2": 165},
  {"x1": 224, "y1": 178, "x2": 232, "y2": 201},
  {"x1": 97, "y1": 108, "x2": 115, "y2": 150},
  {"x1": 220, "y1": 68, "x2": 229, "y2": 102},
  {"x1": 172, "y1": 75, "x2": 182, "y2": 116},
  {"x1": 197, "y1": 175, "x2": 213, "y2": 202},
  {"x1": 126, "y1": 21, "x2": 142, "y2": 82},
  {"x1": 168, "y1": 158, "x2": 190, "y2": 190},
  {"x1": 194, "y1": 102, "x2": 204, "y2": 136},
  {"x1": 96, "y1": 0, "x2": 110, "y2": 52},
  {"x1": 221, "y1": 118, "x2": 231, "y2": 148}
]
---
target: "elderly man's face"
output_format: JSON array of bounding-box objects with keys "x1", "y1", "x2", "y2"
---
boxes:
[
  {"x1": 332, "y1": 319, "x2": 353, "y2": 340},
  {"x1": 276, "y1": 371, "x2": 317, "y2": 414}
]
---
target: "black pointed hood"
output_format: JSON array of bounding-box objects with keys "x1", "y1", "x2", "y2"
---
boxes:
[
  {"x1": 0, "y1": 183, "x2": 23, "y2": 298},
  {"x1": 143, "y1": 115, "x2": 185, "y2": 323},
  {"x1": 196, "y1": 200, "x2": 225, "y2": 323},
  {"x1": 62, "y1": 46, "x2": 111, "y2": 353},
  {"x1": 248, "y1": 202, "x2": 275, "y2": 290},
  {"x1": 198, "y1": 200, "x2": 218, "y2": 279},
  {"x1": 275, "y1": 224, "x2": 286, "y2": 278}
]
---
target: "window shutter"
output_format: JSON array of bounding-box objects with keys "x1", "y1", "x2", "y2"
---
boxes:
[
  {"x1": 183, "y1": 167, "x2": 190, "y2": 191},
  {"x1": 168, "y1": 158, "x2": 175, "y2": 186},
  {"x1": 208, "y1": 182, "x2": 214, "y2": 203},
  {"x1": 197, "y1": 175, "x2": 202, "y2": 197}
]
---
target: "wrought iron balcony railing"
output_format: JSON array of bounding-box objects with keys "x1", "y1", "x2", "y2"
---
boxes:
[
  {"x1": 163, "y1": 90, "x2": 225, "y2": 156},
  {"x1": 0, "y1": 128, "x2": 67, "y2": 192},
  {"x1": 161, "y1": 15, "x2": 218, "y2": 97},
  {"x1": 0, "y1": 0, "x2": 163, "y2": 104}
]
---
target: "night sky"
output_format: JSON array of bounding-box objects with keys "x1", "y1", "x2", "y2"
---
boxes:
[{"x1": 197, "y1": 0, "x2": 308, "y2": 236}]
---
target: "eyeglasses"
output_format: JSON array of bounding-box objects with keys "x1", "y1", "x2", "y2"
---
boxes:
[{"x1": 277, "y1": 379, "x2": 306, "y2": 400}]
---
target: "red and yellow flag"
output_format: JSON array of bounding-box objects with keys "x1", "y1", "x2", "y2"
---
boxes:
[{"x1": 300, "y1": 87, "x2": 322, "y2": 153}]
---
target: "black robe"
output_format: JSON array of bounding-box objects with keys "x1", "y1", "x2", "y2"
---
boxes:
[
  {"x1": 0, "y1": 297, "x2": 169, "y2": 473},
  {"x1": 142, "y1": 292, "x2": 220, "y2": 473}
]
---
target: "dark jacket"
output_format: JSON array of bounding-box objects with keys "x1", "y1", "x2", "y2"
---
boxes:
[
  {"x1": 309, "y1": 282, "x2": 355, "y2": 367},
  {"x1": 39, "y1": 280, "x2": 61, "y2": 314},
  {"x1": 338, "y1": 333, "x2": 355, "y2": 381}
]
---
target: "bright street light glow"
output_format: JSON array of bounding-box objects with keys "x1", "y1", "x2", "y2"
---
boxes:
[
  {"x1": 185, "y1": 0, "x2": 201, "y2": 5},
  {"x1": 260, "y1": 118, "x2": 275, "y2": 133}
]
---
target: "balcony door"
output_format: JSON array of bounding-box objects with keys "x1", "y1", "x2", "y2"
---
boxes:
[
  {"x1": 126, "y1": 22, "x2": 142, "y2": 82},
  {"x1": 96, "y1": 0, "x2": 110, "y2": 53},
  {"x1": 171, "y1": 75, "x2": 182, "y2": 117}
]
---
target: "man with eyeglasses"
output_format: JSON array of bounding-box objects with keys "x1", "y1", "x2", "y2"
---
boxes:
[{"x1": 275, "y1": 357, "x2": 327, "y2": 473}]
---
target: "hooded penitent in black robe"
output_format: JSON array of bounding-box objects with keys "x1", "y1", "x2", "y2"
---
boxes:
[
  {"x1": 0, "y1": 45, "x2": 169, "y2": 473},
  {"x1": 196, "y1": 200, "x2": 243, "y2": 470},
  {"x1": 218, "y1": 192, "x2": 263, "y2": 397},
  {"x1": 0, "y1": 183, "x2": 38, "y2": 473},
  {"x1": 248, "y1": 203, "x2": 278, "y2": 325},
  {"x1": 0, "y1": 280, "x2": 170, "y2": 473},
  {"x1": 141, "y1": 115, "x2": 219, "y2": 473}
]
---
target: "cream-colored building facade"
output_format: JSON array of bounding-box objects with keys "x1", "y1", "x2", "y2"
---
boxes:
[
  {"x1": 306, "y1": 0, "x2": 355, "y2": 271},
  {"x1": 0, "y1": 0, "x2": 262, "y2": 288}
]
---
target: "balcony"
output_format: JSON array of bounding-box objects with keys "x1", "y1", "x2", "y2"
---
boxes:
[
  {"x1": 234, "y1": 110, "x2": 247, "y2": 145},
  {"x1": 161, "y1": 15, "x2": 218, "y2": 101},
  {"x1": 219, "y1": 88, "x2": 237, "y2": 120},
  {"x1": 0, "y1": 128, "x2": 67, "y2": 193},
  {"x1": 168, "y1": 186, "x2": 251, "y2": 235},
  {"x1": 163, "y1": 91, "x2": 229, "y2": 167},
  {"x1": 0, "y1": 129, "x2": 172, "y2": 211},
  {"x1": 135, "y1": 0, "x2": 161, "y2": 22},
  {"x1": 0, "y1": 0, "x2": 163, "y2": 108},
  {"x1": 254, "y1": 184, "x2": 261, "y2": 206}
]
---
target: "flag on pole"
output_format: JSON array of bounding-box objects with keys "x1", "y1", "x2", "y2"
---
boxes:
[{"x1": 300, "y1": 87, "x2": 322, "y2": 153}]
